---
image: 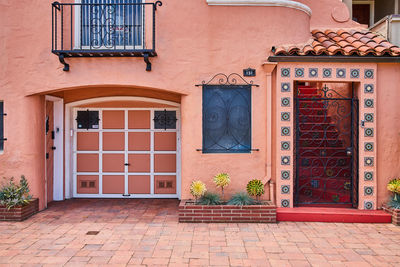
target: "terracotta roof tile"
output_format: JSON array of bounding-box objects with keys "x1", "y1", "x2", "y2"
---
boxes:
[{"x1": 273, "y1": 29, "x2": 400, "y2": 57}]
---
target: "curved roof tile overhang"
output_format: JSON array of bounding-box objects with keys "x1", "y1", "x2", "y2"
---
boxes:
[
  {"x1": 269, "y1": 29, "x2": 400, "y2": 62},
  {"x1": 206, "y1": 0, "x2": 312, "y2": 16}
]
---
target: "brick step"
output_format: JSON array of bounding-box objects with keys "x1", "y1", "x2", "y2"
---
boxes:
[{"x1": 277, "y1": 207, "x2": 392, "y2": 223}]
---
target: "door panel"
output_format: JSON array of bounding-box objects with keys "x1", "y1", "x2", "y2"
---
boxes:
[
  {"x1": 155, "y1": 175, "x2": 176, "y2": 194},
  {"x1": 154, "y1": 154, "x2": 176, "y2": 172},
  {"x1": 128, "y1": 110, "x2": 150, "y2": 129},
  {"x1": 102, "y1": 154, "x2": 125, "y2": 172},
  {"x1": 154, "y1": 132, "x2": 176, "y2": 151},
  {"x1": 46, "y1": 101, "x2": 54, "y2": 203},
  {"x1": 102, "y1": 110, "x2": 125, "y2": 129},
  {"x1": 77, "y1": 132, "x2": 99, "y2": 151},
  {"x1": 102, "y1": 175, "x2": 125, "y2": 194},
  {"x1": 128, "y1": 154, "x2": 150, "y2": 172},
  {"x1": 77, "y1": 175, "x2": 99, "y2": 194},
  {"x1": 77, "y1": 154, "x2": 99, "y2": 172},
  {"x1": 128, "y1": 132, "x2": 150, "y2": 151},
  {"x1": 103, "y1": 132, "x2": 124, "y2": 151},
  {"x1": 128, "y1": 175, "x2": 151, "y2": 194}
]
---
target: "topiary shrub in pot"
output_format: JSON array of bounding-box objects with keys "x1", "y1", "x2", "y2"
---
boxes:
[
  {"x1": 227, "y1": 192, "x2": 256, "y2": 206},
  {"x1": 213, "y1": 173, "x2": 230, "y2": 200},
  {"x1": 246, "y1": 179, "x2": 265, "y2": 202}
]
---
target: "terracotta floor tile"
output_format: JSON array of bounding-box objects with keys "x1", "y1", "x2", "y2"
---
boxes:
[{"x1": 0, "y1": 199, "x2": 399, "y2": 266}]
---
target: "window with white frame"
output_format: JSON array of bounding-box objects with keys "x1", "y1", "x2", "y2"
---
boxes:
[{"x1": 77, "y1": 0, "x2": 144, "y2": 49}]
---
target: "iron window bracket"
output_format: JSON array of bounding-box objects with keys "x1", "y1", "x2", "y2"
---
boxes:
[
  {"x1": 144, "y1": 53, "x2": 151, "y2": 71},
  {"x1": 58, "y1": 54, "x2": 70, "y2": 72}
]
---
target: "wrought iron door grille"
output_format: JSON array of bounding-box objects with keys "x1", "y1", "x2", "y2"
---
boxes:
[{"x1": 295, "y1": 84, "x2": 358, "y2": 205}]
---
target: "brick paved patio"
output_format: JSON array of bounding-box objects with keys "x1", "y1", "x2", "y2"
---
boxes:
[{"x1": 0, "y1": 199, "x2": 399, "y2": 266}]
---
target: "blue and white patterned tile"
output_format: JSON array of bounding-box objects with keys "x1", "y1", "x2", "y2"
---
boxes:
[
  {"x1": 281, "y1": 97, "x2": 290, "y2": 107},
  {"x1": 336, "y1": 68, "x2": 346, "y2": 78},
  {"x1": 281, "y1": 127, "x2": 290, "y2": 136},
  {"x1": 364, "y1": 99, "x2": 374, "y2": 108},
  {"x1": 281, "y1": 68, "x2": 290, "y2": 77},
  {"x1": 364, "y1": 157, "x2": 374, "y2": 166},
  {"x1": 281, "y1": 199, "x2": 290, "y2": 208},
  {"x1": 364, "y1": 128, "x2": 374, "y2": 137},
  {"x1": 364, "y1": 69, "x2": 374, "y2": 79},
  {"x1": 364, "y1": 142, "x2": 374, "y2": 152},
  {"x1": 364, "y1": 186, "x2": 374, "y2": 196},
  {"x1": 281, "y1": 185, "x2": 290, "y2": 194},
  {"x1": 350, "y1": 69, "x2": 360, "y2": 78},
  {"x1": 281, "y1": 112, "x2": 290, "y2": 121},
  {"x1": 281, "y1": 82, "x2": 291, "y2": 92},
  {"x1": 323, "y1": 68, "x2": 332, "y2": 78},
  {"x1": 281, "y1": 156, "x2": 290, "y2": 165},
  {"x1": 309, "y1": 68, "x2": 318, "y2": 78},
  {"x1": 364, "y1": 171, "x2": 373, "y2": 181},
  {"x1": 281, "y1": 170, "x2": 290, "y2": 180},
  {"x1": 281, "y1": 141, "x2": 290, "y2": 150},
  {"x1": 364, "y1": 201, "x2": 374, "y2": 210},
  {"x1": 364, "y1": 84, "x2": 374, "y2": 94},
  {"x1": 295, "y1": 68, "x2": 304, "y2": 78},
  {"x1": 364, "y1": 113, "x2": 374, "y2": 122}
]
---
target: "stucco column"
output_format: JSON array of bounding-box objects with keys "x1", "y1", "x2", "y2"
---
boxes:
[
  {"x1": 262, "y1": 62, "x2": 277, "y2": 203},
  {"x1": 343, "y1": 0, "x2": 352, "y2": 19}
]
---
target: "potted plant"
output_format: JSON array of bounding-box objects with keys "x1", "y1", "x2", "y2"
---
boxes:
[
  {"x1": 384, "y1": 178, "x2": 400, "y2": 226},
  {"x1": 0, "y1": 175, "x2": 38, "y2": 221}
]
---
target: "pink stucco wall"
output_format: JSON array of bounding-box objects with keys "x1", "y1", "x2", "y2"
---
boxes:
[{"x1": 0, "y1": 0, "x2": 397, "y2": 210}]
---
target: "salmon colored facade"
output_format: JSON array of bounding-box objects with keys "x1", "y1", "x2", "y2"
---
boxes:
[{"x1": 1, "y1": 0, "x2": 400, "y2": 215}]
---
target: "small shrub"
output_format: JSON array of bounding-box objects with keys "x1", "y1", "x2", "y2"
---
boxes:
[
  {"x1": 246, "y1": 179, "x2": 265, "y2": 201},
  {"x1": 0, "y1": 175, "x2": 32, "y2": 210},
  {"x1": 198, "y1": 192, "x2": 221, "y2": 205},
  {"x1": 387, "y1": 178, "x2": 400, "y2": 209},
  {"x1": 190, "y1": 180, "x2": 207, "y2": 203},
  {"x1": 213, "y1": 173, "x2": 230, "y2": 200},
  {"x1": 227, "y1": 192, "x2": 256, "y2": 206}
]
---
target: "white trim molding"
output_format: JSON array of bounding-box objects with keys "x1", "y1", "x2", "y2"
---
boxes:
[{"x1": 206, "y1": 0, "x2": 312, "y2": 16}]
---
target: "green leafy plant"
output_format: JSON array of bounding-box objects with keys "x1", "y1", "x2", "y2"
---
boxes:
[
  {"x1": 190, "y1": 180, "x2": 207, "y2": 203},
  {"x1": 227, "y1": 192, "x2": 256, "y2": 206},
  {"x1": 246, "y1": 179, "x2": 265, "y2": 202},
  {"x1": 198, "y1": 192, "x2": 221, "y2": 205},
  {"x1": 213, "y1": 173, "x2": 230, "y2": 200},
  {"x1": 0, "y1": 175, "x2": 32, "y2": 210},
  {"x1": 387, "y1": 178, "x2": 400, "y2": 209}
]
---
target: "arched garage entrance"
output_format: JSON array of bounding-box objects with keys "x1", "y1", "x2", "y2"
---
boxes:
[{"x1": 65, "y1": 96, "x2": 181, "y2": 199}]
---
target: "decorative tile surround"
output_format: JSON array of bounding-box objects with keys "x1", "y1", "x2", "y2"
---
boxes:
[{"x1": 276, "y1": 63, "x2": 377, "y2": 209}]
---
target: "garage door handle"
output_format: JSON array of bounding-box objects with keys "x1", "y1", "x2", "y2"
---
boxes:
[{"x1": 124, "y1": 163, "x2": 130, "y2": 166}]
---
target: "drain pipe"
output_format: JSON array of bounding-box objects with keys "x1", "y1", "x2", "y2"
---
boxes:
[{"x1": 262, "y1": 62, "x2": 277, "y2": 204}]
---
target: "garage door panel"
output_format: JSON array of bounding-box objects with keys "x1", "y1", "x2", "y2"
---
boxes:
[
  {"x1": 154, "y1": 132, "x2": 176, "y2": 151},
  {"x1": 128, "y1": 175, "x2": 150, "y2": 194},
  {"x1": 128, "y1": 132, "x2": 150, "y2": 151},
  {"x1": 77, "y1": 175, "x2": 99, "y2": 194},
  {"x1": 103, "y1": 110, "x2": 125, "y2": 129},
  {"x1": 103, "y1": 154, "x2": 125, "y2": 172},
  {"x1": 128, "y1": 154, "x2": 150, "y2": 172},
  {"x1": 77, "y1": 154, "x2": 99, "y2": 172},
  {"x1": 77, "y1": 132, "x2": 99, "y2": 151},
  {"x1": 128, "y1": 110, "x2": 150, "y2": 129},
  {"x1": 102, "y1": 175, "x2": 124, "y2": 194},
  {"x1": 155, "y1": 175, "x2": 176, "y2": 194},
  {"x1": 154, "y1": 154, "x2": 176, "y2": 172},
  {"x1": 103, "y1": 132, "x2": 124, "y2": 151}
]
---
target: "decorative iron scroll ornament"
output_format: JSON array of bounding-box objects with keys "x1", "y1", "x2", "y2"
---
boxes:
[
  {"x1": 195, "y1": 73, "x2": 259, "y2": 87},
  {"x1": 153, "y1": 110, "x2": 177, "y2": 130}
]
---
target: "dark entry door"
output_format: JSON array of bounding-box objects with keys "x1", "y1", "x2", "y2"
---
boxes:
[{"x1": 295, "y1": 84, "x2": 358, "y2": 206}]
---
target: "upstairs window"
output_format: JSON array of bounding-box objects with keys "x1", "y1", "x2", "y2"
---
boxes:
[
  {"x1": 78, "y1": 0, "x2": 144, "y2": 49},
  {"x1": 202, "y1": 85, "x2": 251, "y2": 153}
]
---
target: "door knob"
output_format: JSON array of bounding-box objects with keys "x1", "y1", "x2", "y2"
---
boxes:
[
  {"x1": 124, "y1": 163, "x2": 130, "y2": 166},
  {"x1": 346, "y1": 148, "x2": 352, "y2": 156}
]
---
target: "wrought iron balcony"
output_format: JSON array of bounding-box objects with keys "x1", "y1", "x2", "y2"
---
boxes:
[{"x1": 51, "y1": 1, "x2": 162, "y2": 71}]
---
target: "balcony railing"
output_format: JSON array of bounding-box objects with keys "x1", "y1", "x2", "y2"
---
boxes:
[{"x1": 51, "y1": 1, "x2": 162, "y2": 71}]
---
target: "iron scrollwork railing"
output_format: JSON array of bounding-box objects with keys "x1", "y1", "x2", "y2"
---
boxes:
[
  {"x1": 196, "y1": 73, "x2": 259, "y2": 153},
  {"x1": 51, "y1": 1, "x2": 162, "y2": 71},
  {"x1": 295, "y1": 84, "x2": 358, "y2": 205}
]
